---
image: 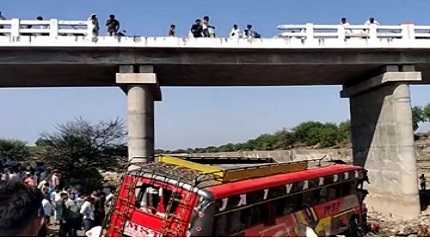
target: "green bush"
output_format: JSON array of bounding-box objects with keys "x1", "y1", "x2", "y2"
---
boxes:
[{"x1": 0, "y1": 139, "x2": 30, "y2": 162}]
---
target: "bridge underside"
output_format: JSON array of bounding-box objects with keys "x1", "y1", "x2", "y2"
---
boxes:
[{"x1": 1, "y1": 48, "x2": 430, "y2": 87}]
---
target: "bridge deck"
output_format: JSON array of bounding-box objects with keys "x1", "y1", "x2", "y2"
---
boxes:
[{"x1": 1, "y1": 19, "x2": 430, "y2": 87}]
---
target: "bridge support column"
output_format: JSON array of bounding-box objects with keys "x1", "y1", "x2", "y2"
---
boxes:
[
  {"x1": 341, "y1": 65, "x2": 422, "y2": 219},
  {"x1": 117, "y1": 65, "x2": 162, "y2": 171}
]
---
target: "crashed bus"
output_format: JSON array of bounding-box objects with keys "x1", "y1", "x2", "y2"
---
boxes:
[{"x1": 104, "y1": 156, "x2": 368, "y2": 237}]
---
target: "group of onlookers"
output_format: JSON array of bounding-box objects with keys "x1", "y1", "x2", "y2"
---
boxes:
[
  {"x1": 88, "y1": 14, "x2": 122, "y2": 37},
  {"x1": 181, "y1": 16, "x2": 261, "y2": 39},
  {"x1": 340, "y1": 16, "x2": 381, "y2": 26},
  {"x1": 1, "y1": 11, "x2": 261, "y2": 39},
  {"x1": 0, "y1": 159, "x2": 114, "y2": 237},
  {"x1": 39, "y1": 182, "x2": 114, "y2": 236}
]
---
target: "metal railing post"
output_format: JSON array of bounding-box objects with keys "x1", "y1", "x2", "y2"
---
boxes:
[
  {"x1": 86, "y1": 20, "x2": 94, "y2": 41},
  {"x1": 10, "y1": 18, "x2": 20, "y2": 40},
  {"x1": 338, "y1": 25, "x2": 346, "y2": 42},
  {"x1": 50, "y1": 19, "x2": 58, "y2": 39},
  {"x1": 305, "y1": 23, "x2": 315, "y2": 45},
  {"x1": 408, "y1": 24, "x2": 415, "y2": 40},
  {"x1": 368, "y1": 23, "x2": 378, "y2": 44}
]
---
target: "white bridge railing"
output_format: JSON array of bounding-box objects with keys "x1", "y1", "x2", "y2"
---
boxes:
[
  {"x1": 277, "y1": 23, "x2": 430, "y2": 46},
  {"x1": 0, "y1": 18, "x2": 430, "y2": 48},
  {"x1": 0, "y1": 19, "x2": 90, "y2": 38}
]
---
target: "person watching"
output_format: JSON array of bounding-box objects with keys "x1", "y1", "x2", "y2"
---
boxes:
[
  {"x1": 190, "y1": 19, "x2": 203, "y2": 38},
  {"x1": 0, "y1": 181, "x2": 45, "y2": 236},
  {"x1": 168, "y1": 24, "x2": 176, "y2": 37},
  {"x1": 106, "y1": 14, "x2": 120, "y2": 36}
]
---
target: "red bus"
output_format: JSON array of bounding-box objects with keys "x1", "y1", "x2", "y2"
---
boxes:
[{"x1": 104, "y1": 156, "x2": 368, "y2": 237}]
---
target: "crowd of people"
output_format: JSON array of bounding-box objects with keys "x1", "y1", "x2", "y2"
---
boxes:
[
  {"x1": 0, "y1": 160, "x2": 114, "y2": 237},
  {"x1": 185, "y1": 16, "x2": 261, "y2": 39}
]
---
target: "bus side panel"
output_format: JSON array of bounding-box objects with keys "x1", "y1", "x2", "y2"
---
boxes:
[{"x1": 242, "y1": 194, "x2": 361, "y2": 237}]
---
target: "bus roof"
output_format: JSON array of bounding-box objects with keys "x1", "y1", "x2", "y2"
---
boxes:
[{"x1": 207, "y1": 164, "x2": 363, "y2": 199}]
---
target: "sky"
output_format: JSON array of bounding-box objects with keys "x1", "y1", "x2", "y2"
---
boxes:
[{"x1": 1, "y1": 0, "x2": 430, "y2": 150}]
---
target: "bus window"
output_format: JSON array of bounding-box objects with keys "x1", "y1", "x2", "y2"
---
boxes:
[
  {"x1": 214, "y1": 211, "x2": 245, "y2": 236},
  {"x1": 284, "y1": 194, "x2": 302, "y2": 215},
  {"x1": 214, "y1": 214, "x2": 228, "y2": 236},
  {"x1": 303, "y1": 189, "x2": 320, "y2": 206},
  {"x1": 320, "y1": 187, "x2": 328, "y2": 203},
  {"x1": 327, "y1": 186, "x2": 337, "y2": 201},
  {"x1": 340, "y1": 181, "x2": 353, "y2": 196},
  {"x1": 135, "y1": 184, "x2": 182, "y2": 216}
]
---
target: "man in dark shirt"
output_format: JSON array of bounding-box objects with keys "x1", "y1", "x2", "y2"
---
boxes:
[
  {"x1": 168, "y1": 24, "x2": 176, "y2": 37},
  {"x1": 106, "y1": 14, "x2": 120, "y2": 36},
  {"x1": 420, "y1": 174, "x2": 426, "y2": 190},
  {"x1": 191, "y1": 19, "x2": 203, "y2": 38}
]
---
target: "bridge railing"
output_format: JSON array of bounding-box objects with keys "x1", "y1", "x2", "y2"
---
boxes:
[
  {"x1": 277, "y1": 23, "x2": 430, "y2": 45},
  {"x1": 0, "y1": 18, "x2": 91, "y2": 39},
  {"x1": 1, "y1": 18, "x2": 430, "y2": 48}
]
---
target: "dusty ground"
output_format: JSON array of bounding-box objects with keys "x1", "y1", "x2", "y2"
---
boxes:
[{"x1": 366, "y1": 210, "x2": 430, "y2": 237}]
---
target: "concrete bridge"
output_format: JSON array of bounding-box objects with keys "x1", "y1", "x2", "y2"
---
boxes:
[{"x1": 2, "y1": 18, "x2": 430, "y2": 219}]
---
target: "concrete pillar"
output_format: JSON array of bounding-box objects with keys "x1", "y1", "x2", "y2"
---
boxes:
[
  {"x1": 341, "y1": 66, "x2": 422, "y2": 219},
  {"x1": 127, "y1": 84, "x2": 154, "y2": 167},
  {"x1": 117, "y1": 65, "x2": 161, "y2": 171}
]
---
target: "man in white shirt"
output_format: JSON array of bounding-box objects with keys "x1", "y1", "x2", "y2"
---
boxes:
[
  {"x1": 365, "y1": 17, "x2": 380, "y2": 25},
  {"x1": 41, "y1": 198, "x2": 53, "y2": 225},
  {"x1": 80, "y1": 197, "x2": 95, "y2": 232},
  {"x1": 229, "y1": 24, "x2": 242, "y2": 39}
]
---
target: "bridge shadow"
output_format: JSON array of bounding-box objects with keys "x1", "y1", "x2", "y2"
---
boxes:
[{"x1": 349, "y1": 80, "x2": 389, "y2": 168}]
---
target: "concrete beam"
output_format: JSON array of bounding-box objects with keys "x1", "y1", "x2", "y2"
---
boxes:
[
  {"x1": 116, "y1": 65, "x2": 162, "y2": 101},
  {"x1": 116, "y1": 73, "x2": 157, "y2": 84},
  {"x1": 341, "y1": 71, "x2": 422, "y2": 98}
]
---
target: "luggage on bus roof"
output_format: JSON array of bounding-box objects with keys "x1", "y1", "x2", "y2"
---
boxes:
[{"x1": 158, "y1": 155, "x2": 308, "y2": 183}]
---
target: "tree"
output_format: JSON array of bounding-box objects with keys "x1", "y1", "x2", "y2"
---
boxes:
[
  {"x1": 272, "y1": 130, "x2": 296, "y2": 149},
  {"x1": 318, "y1": 123, "x2": 340, "y2": 147},
  {"x1": 34, "y1": 118, "x2": 127, "y2": 192},
  {"x1": 0, "y1": 139, "x2": 30, "y2": 162},
  {"x1": 412, "y1": 106, "x2": 425, "y2": 131},
  {"x1": 293, "y1": 121, "x2": 326, "y2": 146},
  {"x1": 424, "y1": 104, "x2": 430, "y2": 122},
  {"x1": 338, "y1": 120, "x2": 351, "y2": 143}
]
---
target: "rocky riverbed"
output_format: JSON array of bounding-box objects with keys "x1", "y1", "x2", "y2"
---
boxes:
[{"x1": 366, "y1": 210, "x2": 430, "y2": 237}]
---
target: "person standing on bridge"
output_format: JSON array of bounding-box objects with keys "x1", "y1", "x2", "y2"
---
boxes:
[
  {"x1": 88, "y1": 14, "x2": 99, "y2": 40},
  {"x1": 340, "y1": 17, "x2": 352, "y2": 40},
  {"x1": 340, "y1": 17, "x2": 350, "y2": 26},
  {"x1": 229, "y1": 24, "x2": 241, "y2": 39},
  {"x1": 202, "y1": 16, "x2": 216, "y2": 38},
  {"x1": 168, "y1": 24, "x2": 176, "y2": 37},
  {"x1": 106, "y1": 14, "x2": 120, "y2": 36},
  {"x1": 244, "y1": 25, "x2": 261, "y2": 39},
  {"x1": 190, "y1": 19, "x2": 203, "y2": 38},
  {"x1": 365, "y1": 17, "x2": 380, "y2": 25}
]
